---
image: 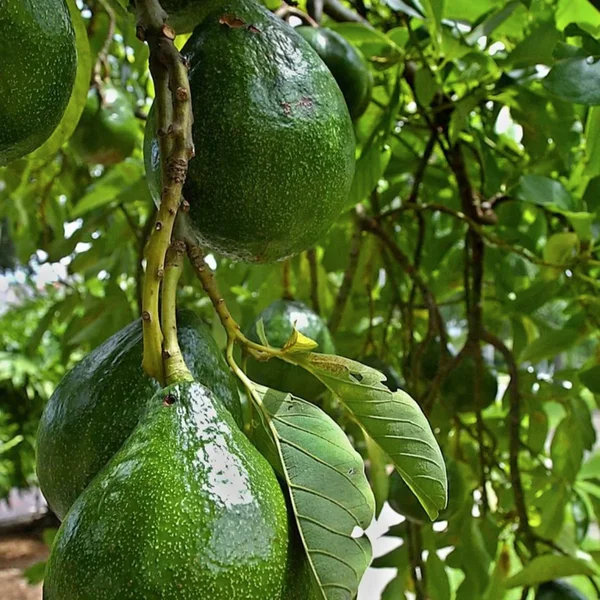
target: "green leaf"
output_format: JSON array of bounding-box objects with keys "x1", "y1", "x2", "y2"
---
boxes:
[
  {"x1": 298, "y1": 354, "x2": 447, "y2": 520},
  {"x1": 347, "y1": 144, "x2": 392, "y2": 207},
  {"x1": 71, "y1": 159, "x2": 145, "y2": 218},
  {"x1": 506, "y1": 554, "x2": 599, "y2": 588},
  {"x1": 543, "y1": 57, "x2": 600, "y2": 105},
  {"x1": 465, "y1": 2, "x2": 521, "y2": 45},
  {"x1": 543, "y1": 232, "x2": 579, "y2": 266},
  {"x1": 426, "y1": 551, "x2": 451, "y2": 600},
  {"x1": 556, "y1": 0, "x2": 600, "y2": 34},
  {"x1": 580, "y1": 365, "x2": 600, "y2": 393},
  {"x1": 23, "y1": 560, "x2": 47, "y2": 585},
  {"x1": 365, "y1": 434, "x2": 389, "y2": 518},
  {"x1": 585, "y1": 106, "x2": 600, "y2": 177},
  {"x1": 515, "y1": 175, "x2": 575, "y2": 212},
  {"x1": 520, "y1": 323, "x2": 586, "y2": 364},
  {"x1": 29, "y1": 0, "x2": 92, "y2": 165},
  {"x1": 252, "y1": 385, "x2": 375, "y2": 600},
  {"x1": 551, "y1": 417, "x2": 584, "y2": 483}
]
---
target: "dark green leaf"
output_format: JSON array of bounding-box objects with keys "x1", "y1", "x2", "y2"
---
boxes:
[{"x1": 543, "y1": 56, "x2": 600, "y2": 105}]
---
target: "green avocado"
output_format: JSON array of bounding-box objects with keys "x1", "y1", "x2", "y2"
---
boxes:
[
  {"x1": 71, "y1": 85, "x2": 138, "y2": 165},
  {"x1": 144, "y1": 0, "x2": 355, "y2": 263},
  {"x1": 36, "y1": 310, "x2": 243, "y2": 520},
  {"x1": 411, "y1": 340, "x2": 498, "y2": 413},
  {"x1": 0, "y1": 0, "x2": 77, "y2": 166},
  {"x1": 362, "y1": 355, "x2": 403, "y2": 392},
  {"x1": 388, "y1": 458, "x2": 467, "y2": 523},
  {"x1": 441, "y1": 357, "x2": 498, "y2": 413},
  {"x1": 536, "y1": 581, "x2": 587, "y2": 600},
  {"x1": 43, "y1": 381, "x2": 289, "y2": 599},
  {"x1": 128, "y1": 0, "x2": 227, "y2": 33},
  {"x1": 245, "y1": 299, "x2": 336, "y2": 401},
  {"x1": 296, "y1": 26, "x2": 373, "y2": 120}
]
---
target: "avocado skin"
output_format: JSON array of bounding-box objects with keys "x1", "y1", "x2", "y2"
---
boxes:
[
  {"x1": 127, "y1": 0, "x2": 228, "y2": 33},
  {"x1": 0, "y1": 0, "x2": 77, "y2": 165},
  {"x1": 36, "y1": 310, "x2": 243, "y2": 520},
  {"x1": 245, "y1": 300, "x2": 336, "y2": 401},
  {"x1": 296, "y1": 26, "x2": 373, "y2": 120},
  {"x1": 388, "y1": 458, "x2": 466, "y2": 523},
  {"x1": 536, "y1": 581, "x2": 587, "y2": 600},
  {"x1": 71, "y1": 85, "x2": 138, "y2": 165},
  {"x1": 412, "y1": 340, "x2": 498, "y2": 413},
  {"x1": 43, "y1": 381, "x2": 289, "y2": 600},
  {"x1": 144, "y1": 0, "x2": 355, "y2": 263}
]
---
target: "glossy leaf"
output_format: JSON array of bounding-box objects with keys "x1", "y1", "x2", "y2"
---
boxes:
[
  {"x1": 506, "y1": 554, "x2": 599, "y2": 588},
  {"x1": 251, "y1": 384, "x2": 375, "y2": 600},
  {"x1": 297, "y1": 354, "x2": 447, "y2": 520}
]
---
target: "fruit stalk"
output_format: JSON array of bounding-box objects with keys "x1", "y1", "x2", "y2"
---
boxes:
[
  {"x1": 135, "y1": 0, "x2": 194, "y2": 383},
  {"x1": 185, "y1": 240, "x2": 287, "y2": 362},
  {"x1": 162, "y1": 240, "x2": 193, "y2": 385}
]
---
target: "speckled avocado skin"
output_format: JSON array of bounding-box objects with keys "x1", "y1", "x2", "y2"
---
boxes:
[
  {"x1": 245, "y1": 300, "x2": 335, "y2": 400},
  {"x1": 0, "y1": 0, "x2": 77, "y2": 166},
  {"x1": 535, "y1": 581, "x2": 587, "y2": 600},
  {"x1": 36, "y1": 310, "x2": 243, "y2": 520},
  {"x1": 71, "y1": 85, "x2": 139, "y2": 165},
  {"x1": 296, "y1": 26, "x2": 373, "y2": 121},
  {"x1": 144, "y1": 0, "x2": 355, "y2": 263},
  {"x1": 43, "y1": 381, "x2": 289, "y2": 600}
]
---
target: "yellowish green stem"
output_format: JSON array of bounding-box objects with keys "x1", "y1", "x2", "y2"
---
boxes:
[{"x1": 162, "y1": 240, "x2": 193, "y2": 385}]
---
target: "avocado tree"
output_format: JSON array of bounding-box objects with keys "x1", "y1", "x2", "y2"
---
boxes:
[{"x1": 0, "y1": 0, "x2": 599, "y2": 598}]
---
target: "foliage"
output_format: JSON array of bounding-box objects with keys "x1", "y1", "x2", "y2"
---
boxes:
[{"x1": 0, "y1": 0, "x2": 599, "y2": 598}]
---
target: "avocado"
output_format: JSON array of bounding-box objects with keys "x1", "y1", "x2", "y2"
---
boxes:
[
  {"x1": 388, "y1": 458, "x2": 466, "y2": 523},
  {"x1": 0, "y1": 0, "x2": 77, "y2": 166},
  {"x1": 410, "y1": 340, "x2": 498, "y2": 413},
  {"x1": 43, "y1": 381, "x2": 289, "y2": 599},
  {"x1": 144, "y1": 0, "x2": 355, "y2": 263},
  {"x1": 296, "y1": 26, "x2": 373, "y2": 120},
  {"x1": 536, "y1": 581, "x2": 588, "y2": 600},
  {"x1": 71, "y1": 85, "x2": 138, "y2": 165},
  {"x1": 36, "y1": 310, "x2": 243, "y2": 520},
  {"x1": 128, "y1": 0, "x2": 227, "y2": 33},
  {"x1": 361, "y1": 355, "x2": 403, "y2": 391},
  {"x1": 441, "y1": 357, "x2": 498, "y2": 413},
  {"x1": 245, "y1": 299, "x2": 336, "y2": 401}
]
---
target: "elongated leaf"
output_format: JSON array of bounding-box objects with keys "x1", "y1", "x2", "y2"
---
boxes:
[
  {"x1": 506, "y1": 554, "x2": 599, "y2": 588},
  {"x1": 252, "y1": 384, "x2": 375, "y2": 600},
  {"x1": 297, "y1": 354, "x2": 447, "y2": 520}
]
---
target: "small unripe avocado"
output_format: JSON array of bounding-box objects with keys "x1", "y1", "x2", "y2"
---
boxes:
[
  {"x1": 37, "y1": 310, "x2": 243, "y2": 520},
  {"x1": 536, "y1": 581, "x2": 587, "y2": 600},
  {"x1": 388, "y1": 458, "x2": 467, "y2": 523},
  {"x1": 71, "y1": 85, "x2": 139, "y2": 165},
  {"x1": 144, "y1": 0, "x2": 355, "y2": 263},
  {"x1": 296, "y1": 26, "x2": 373, "y2": 120},
  {"x1": 0, "y1": 0, "x2": 77, "y2": 165},
  {"x1": 245, "y1": 299, "x2": 335, "y2": 401}
]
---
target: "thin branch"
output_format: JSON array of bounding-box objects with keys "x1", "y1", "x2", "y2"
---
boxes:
[
  {"x1": 282, "y1": 259, "x2": 294, "y2": 301},
  {"x1": 328, "y1": 219, "x2": 363, "y2": 334},
  {"x1": 323, "y1": 0, "x2": 371, "y2": 24},
  {"x1": 306, "y1": 248, "x2": 321, "y2": 315},
  {"x1": 482, "y1": 329, "x2": 536, "y2": 556}
]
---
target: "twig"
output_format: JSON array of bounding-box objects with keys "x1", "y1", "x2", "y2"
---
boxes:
[
  {"x1": 328, "y1": 219, "x2": 363, "y2": 334},
  {"x1": 482, "y1": 329, "x2": 536, "y2": 556},
  {"x1": 275, "y1": 3, "x2": 319, "y2": 26},
  {"x1": 323, "y1": 0, "x2": 371, "y2": 24},
  {"x1": 306, "y1": 248, "x2": 321, "y2": 315},
  {"x1": 282, "y1": 259, "x2": 294, "y2": 300},
  {"x1": 135, "y1": 0, "x2": 194, "y2": 383}
]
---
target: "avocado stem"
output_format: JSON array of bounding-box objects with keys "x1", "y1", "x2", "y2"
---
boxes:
[
  {"x1": 135, "y1": 0, "x2": 195, "y2": 384},
  {"x1": 162, "y1": 240, "x2": 194, "y2": 385}
]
